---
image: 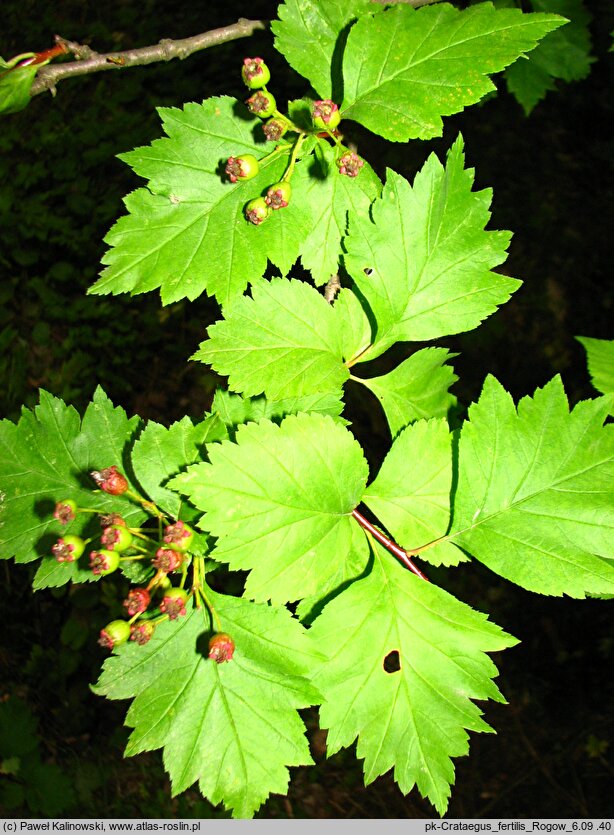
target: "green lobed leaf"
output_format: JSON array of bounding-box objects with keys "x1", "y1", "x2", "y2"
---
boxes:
[
  {"x1": 334, "y1": 287, "x2": 372, "y2": 366},
  {"x1": 576, "y1": 336, "x2": 614, "y2": 397},
  {"x1": 131, "y1": 414, "x2": 227, "y2": 518},
  {"x1": 0, "y1": 388, "x2": 145, "y2": 588},
  {"x1": 340, "y1": 2, "x2": 566, "y2": 141},
  {"x1": 21, "y1": 761, "x2": 76, "y2": 816},
  {"x1": 89, "y1": 98, "x2": 312, "y2": 308},
  {"x1": 296, "y1": 140, "x2": 381, "y2": 285},
  {"x1": 272, "y1": 0, "x2": 378, "y2": 99},
  {"x1": 449, "y1": 376, "x2": 614, "y2": 596},
  {"x1": 0, "y1": 63, "x2": 37, "y2": 116},
  {"x1": 310, "y1": 541, "x2": 517, "y2": 815},
  {"x1": 194, "y1": 278, "x2": 350, "y2": 400},
  {"x1": 363, "y1": 418, "x2": 465, "y2": 567},
  {"x1": 354, "y1": 348, "x2": 458, "y2": 438},
  {"x1": 211, "y1": 388, "x2": 345, "y2": 431},
  {"x1": 345, "y1": 137, "x2": 519, "y2": 360},
  {"x1": 93, "y1": 590, "x2": 322, "y2": 818},
  {"x1": 295, "y1": 517, "x2": 370, "y2": 623},
  {"x1": 0, "y1": 697, "x2": 39, "y2": 758},
  {"x1": 169, "y1": 413, "x2": 369, "y2": 604},
  {"x1": 504, "y1": 0, "x2": 593, "y2": 114}
]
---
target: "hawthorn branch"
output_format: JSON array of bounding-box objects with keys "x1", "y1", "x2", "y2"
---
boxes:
[{"x1": 30, "y1": 18, "x2": 266, "y2": 98}]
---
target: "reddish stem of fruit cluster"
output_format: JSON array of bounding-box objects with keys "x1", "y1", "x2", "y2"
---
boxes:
[{"x1": 351, "y1": 509, "x2": 429, "y2": 582}]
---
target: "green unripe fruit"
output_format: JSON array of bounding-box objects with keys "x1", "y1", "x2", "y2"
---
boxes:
[
  {"x1": 241, "y1": 57, "x2": 270, "y2": 89},
  {"x1": 101, "y1": 524, "x2": 133, "y2": 552},
  {"x1": 89, "y1": 548, "x2": 120, "y2": 576},
  {"x1": 225, "y1": 154, "x2": 259, "y2": 183},
  {"x1": 246, "y1": 90, "x2": 276, "y2": 119},
  {"x1": 312, "y1": 99, "x2": 341, "y2": 131},
  {"x1": 245, "y1": 197, "x2": 271, "y2": 225},
  {"x1": 163, "y1": 521, "x2": 194, "y2": 552},
  {"x1": 160, "y1": 587, "x2": 189, "y2": 620},
  {"x1": 263, "y1": 118, "x2": 287, "y2": 142},
  {"x1": 208, "y1": 632, "x2": 235, "y2": 663},
  {"x1": 99, "y1": 619, "x2": 131, "y2": 650},
  {"x1": 265, "y1": 181, "x2": 292, "y2": 210},
  {"x1": 52, "y1": 535, "x2": 86, "y2": 563},
  {"x1": 54, "y1": 499, "x2": 77, "y2": 524}
]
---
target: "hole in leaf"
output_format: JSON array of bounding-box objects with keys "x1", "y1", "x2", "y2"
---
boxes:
[
  {"x1": 363, "y1": 267, "x2": 373, "y2": 276},
  {"x1": 383, "y1": 650, "x2": 401, "y2": 674}
]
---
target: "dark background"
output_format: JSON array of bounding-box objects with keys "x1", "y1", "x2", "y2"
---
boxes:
[{"x1": 1, "y1": 0, "x2": 613, "y2": 819}]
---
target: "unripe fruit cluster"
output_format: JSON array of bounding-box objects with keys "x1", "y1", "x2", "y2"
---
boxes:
[
  {"x1": 50, "y1": 467, "x2": 220, "y2": 653},
  {"x1": 233, "y1": 60, "x2": 363, "y2": 227},
  {"x1": 228, "y1": 62, "x2": 363, "y2": 226}
]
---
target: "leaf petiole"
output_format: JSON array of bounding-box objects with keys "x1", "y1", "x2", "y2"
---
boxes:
[
  {"x1": 282, "y1": 133, "x2": 306, "y2": 182},
  {"x1": 352, "y1": 508, "x2": 429, "y2": 581},
  {"x1": 193, "y1": 557, "x2": 223, "y2": 630}
]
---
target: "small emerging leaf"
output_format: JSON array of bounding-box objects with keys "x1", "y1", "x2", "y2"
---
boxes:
[{"x1": 0, "y1": 62, "x2": 37, "y2": 115}]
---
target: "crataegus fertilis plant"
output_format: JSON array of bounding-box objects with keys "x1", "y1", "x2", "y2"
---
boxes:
[{"x1": 1, "y1": 0, "x2": 613, "y2": 819}]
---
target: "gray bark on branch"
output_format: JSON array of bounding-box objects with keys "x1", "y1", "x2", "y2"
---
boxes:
[{"x1": 30, "y1": 18, "x2": 266, "y2": 98}]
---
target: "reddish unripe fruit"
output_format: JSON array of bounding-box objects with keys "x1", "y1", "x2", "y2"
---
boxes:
[
  {"x1": 246, "y1": 90, "x2": 276, "y2": 118},
  {"x1": 242, "y1": 57, "x2": 270, "y2": 89},
  {"x1": 152, "y1": 547, "x2": 183, "y2": 573},
  {"x1": 130, "y1": 621, "x2": 155, "y2": 645},
  {"x1": 98, "y1": 619, "x2": 131, "y2": 650},
  {"x1": 263, "y1": 118, "x2": 287, "y2": 142},
  {"x1": 337, "y1": 151, "x2": 364, "y2": 178},
  {"x1": 89, "y1": 549, "x2": 120, "y2": 576},
  {"x1": 54, "y1": 499, "x2": 77, "y2": 525},
  {"x1": 163, "y1": 521, "x2": 194, "y2": 552},
  {"x1": 208, "y1": 633, "x2": 235, "y2": 663},
  {"x1": 101, "y1": 524, "x2": 133, "y2": 552},
  {"x1": 225, "y1": 154, "x2": 259, "y2": 183},
  {"x1": 245, "y1": 197, "x2": 270, "y2": 225},
  {"x1": 265, "y1": 181, "x2": 292, "y2": 210},
  {"x1": 90, "y1": 466, "x2": 128, "y2": 495},
  {"x1": 123, "y1": 588, "x2": 151, "y2": 616},
  {"x1": 312, "y1": 100, "x2": 340, "y2": 130},
  {"x1": 52, "y1": 535, "x2": 85, "y2": 563},
  {"x1": 99, "y1": 513, "x2": 126, "y2": 528},
  {"x1": 160, "y1": 588, "x2": 189, "y2": 620}
]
